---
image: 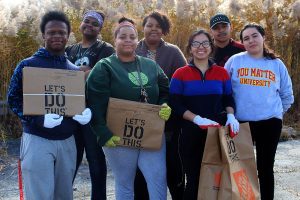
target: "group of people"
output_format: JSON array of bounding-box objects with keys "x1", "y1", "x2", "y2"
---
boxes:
[{"x1": 7, "y1": 9, "x2": 293, "y2": 200}]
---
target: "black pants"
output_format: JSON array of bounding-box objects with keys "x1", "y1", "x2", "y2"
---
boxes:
[
  {"x1": 248, "y1": 118, "x2": 282, "y2": 200},
  {"x1": 179, "y1": 125, "x2": 207, "y2": 200},
  {"x1": 73, "y1": 124, "x2": 107, "y2": 200},
  {"x1": 134, "y1": 129, "x2": 184, "y2": 200}
]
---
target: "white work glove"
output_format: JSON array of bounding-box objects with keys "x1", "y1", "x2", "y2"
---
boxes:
[
  {"x1": 43, "y1": 114, "x2": 63, "y2": 128},
  {"x1": 225, "y1": 113, "x2": 239, "y2": 138},
  {"x1": 72, "y1": 108, "x2": 92, "y2": 125},
  {"x1": 193, "y1": 115, "x2": 220, "y2": 129}
]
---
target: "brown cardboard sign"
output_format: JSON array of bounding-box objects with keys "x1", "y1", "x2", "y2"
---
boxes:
[
  {"x1": 106, "y1": 98, "x2": 165, "y2": 150},
  {"x1": 23, "y1": 67, "x2": 85, "y2": 116}
]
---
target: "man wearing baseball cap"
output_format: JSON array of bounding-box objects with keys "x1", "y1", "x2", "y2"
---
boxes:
[
  {"x1": 66, "y1": 10, "x2": 115, "y2": 200},
  {"x1": 210, "y1": 13, "x2": 245, "y2": 67}
]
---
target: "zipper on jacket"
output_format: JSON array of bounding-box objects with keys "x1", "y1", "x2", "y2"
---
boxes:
[
  {"x1": 200, "y1": 71, "x2": 206, "y2": 82},
  {"x1": 188, "y1": 61, "x2": 211, "y2": 82}
]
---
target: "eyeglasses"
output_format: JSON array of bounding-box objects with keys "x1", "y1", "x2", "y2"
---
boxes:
[{"x1": 191, "y1": 41, "x2": 211, "y2": 48}]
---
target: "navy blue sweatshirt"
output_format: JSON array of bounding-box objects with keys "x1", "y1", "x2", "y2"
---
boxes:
[{"x1": 7, "y1": 48, "x2": 80, "y2": 140}]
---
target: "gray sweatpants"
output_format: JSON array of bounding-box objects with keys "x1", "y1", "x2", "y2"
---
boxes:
[{"x1": 20, "y1": 132, "x2": 76, "y2": 200}]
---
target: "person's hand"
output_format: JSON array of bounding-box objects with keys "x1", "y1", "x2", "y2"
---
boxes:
[
  {"x1": 193, "y1": 115, "x2": 220, "y2": 129},
  {"x1": 225, "y1": 113, "x2": 239, "y2": 138},
  {"x1": 159, "y1": 103, "x2": 171, "y2": 121},
  {"x1": 72, "y1": 108, "x2": 92, "y2": 125},
  {"x1": 104, "y1": 136, "x2": 121, "y2": 147},
  {"x1": 79, "y1": 65, "x2": 91, "y2": 72},
  {"x1": 43, "y1": 114, "x2": 63, "y2": 128}
]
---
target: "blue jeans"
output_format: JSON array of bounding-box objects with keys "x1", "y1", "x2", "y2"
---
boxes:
[
  {"x1": 103, "y1": 136, "x2": 167, "y2": 200},
  {"x1": 134, "y1": 130, "x2": 184, "y2": 200},
  {"x1": 74, "y1": 124, "x2": 107, "y2": 200}
]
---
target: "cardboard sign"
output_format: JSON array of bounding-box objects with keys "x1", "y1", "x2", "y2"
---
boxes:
[
  {"x1": 23, "y1": 67, "x2": 85, "y2": 116},
  {"x1": 106, "y1": 98, "x2": 165, "y2": 150}
]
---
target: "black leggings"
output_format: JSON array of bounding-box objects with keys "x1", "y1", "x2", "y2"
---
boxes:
[
  {"x1": 248, "y1": 118, "x2": 282, "y2": 200},
  {"x1": 180, "y1": 125, "x2": 207, "y2": 200},
  {"x1": 73, "y1": 125, "x2": 107, "y2": 200}
]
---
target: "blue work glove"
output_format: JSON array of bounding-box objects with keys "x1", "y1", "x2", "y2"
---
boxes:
[
  {"x1": 225, "y1": 113, "x2": 239, "y2": 138},
  {"x1": 72, "y1": 108, "x2": 92, "y2": 125},
  {"x1": 193, "y1": 115, "x2": 220, "y2": 129},
  {"x1": 104, "y1": 136, "x2": 121, "y2": 147},
  {"x1": 159, "y1": 103, "x2": 171, "y2": 121},
  {"x1": 43, "y1": 114, "x2": 63, "y2": 128}
]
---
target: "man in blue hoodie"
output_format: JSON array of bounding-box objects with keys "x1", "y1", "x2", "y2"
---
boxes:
[{"x1": 7, "y1": 11, "x2": 91, "y2": 200}]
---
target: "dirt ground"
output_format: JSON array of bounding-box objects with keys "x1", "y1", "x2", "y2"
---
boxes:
[{"x1": 1, "y1": 138, "x2": 300, "y2": 200}]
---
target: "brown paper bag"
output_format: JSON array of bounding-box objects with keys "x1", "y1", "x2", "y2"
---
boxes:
[
  {"x1": 197, "y1": 125, "x2": 223, "y2": 200},
  {"x1": 198, "y1": 123, "x2": 260, "y2": 200},
  {"x1": 218, "y1": 124, "x2": 260, "y2": 200},
  {"x1": 106, "y1": 98, "x2": 165, "y2": 150}
]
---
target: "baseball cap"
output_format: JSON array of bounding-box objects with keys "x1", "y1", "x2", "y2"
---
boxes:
[{"x1": 210, "y1": 13, "x2": 230, "y2": 29}]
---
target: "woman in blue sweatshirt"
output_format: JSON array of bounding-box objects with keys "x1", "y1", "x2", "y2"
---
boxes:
[{"x1": 225, "y1": 23, "x2": 294, "y2": 200}]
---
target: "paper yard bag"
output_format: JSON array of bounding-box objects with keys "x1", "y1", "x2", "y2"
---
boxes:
[
  {"x1": 198, "y1": 123, "x2": 260, "y2": 200},
  {"x1": 197, "y1": 126, "x2": 223, "y2": 200},
  {"x1": 106, "y1": 98, "x2": 165, "y2": 150},
  {"x1": 218, "y1": 123, "x2": 260, "y2": 200}
]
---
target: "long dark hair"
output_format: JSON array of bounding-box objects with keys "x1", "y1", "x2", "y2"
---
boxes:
[{"x1": 240, "y1": 23, "x2": 278, "y2": 60}]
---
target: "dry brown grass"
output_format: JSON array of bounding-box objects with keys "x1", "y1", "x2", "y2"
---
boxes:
[{"x1": 1, "y1": 1, "x2": 299, "y2": 140}]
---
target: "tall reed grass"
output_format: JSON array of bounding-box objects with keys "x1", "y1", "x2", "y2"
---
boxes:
[
  {"x1": 0, "y1": 29, "x2": 39, "y2": 139},
  {"x1": 0, "y1": 0, "x2": 299, "y2": 140}
]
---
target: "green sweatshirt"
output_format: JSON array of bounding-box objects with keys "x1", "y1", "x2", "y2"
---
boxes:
[{"x1": 87, "y1": 54, "x2": 169, "y2": 146}]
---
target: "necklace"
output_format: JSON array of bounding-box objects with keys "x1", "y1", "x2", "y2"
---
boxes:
[
  {"x1": 78, "y1": 40, "x2": 98, "y2": 58},
  {"x1": 120, "y1": 56, "x2": 149, "y2": 103},
  {"x1": 75, "y1": 40, "x2": 99, "y2": 66},
  {"x1": 146, "y1": 49, "x2": 156, "y2": 61},
  {"x1": 134, "y1": 59, "x2": 148, "y2": 103}
]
